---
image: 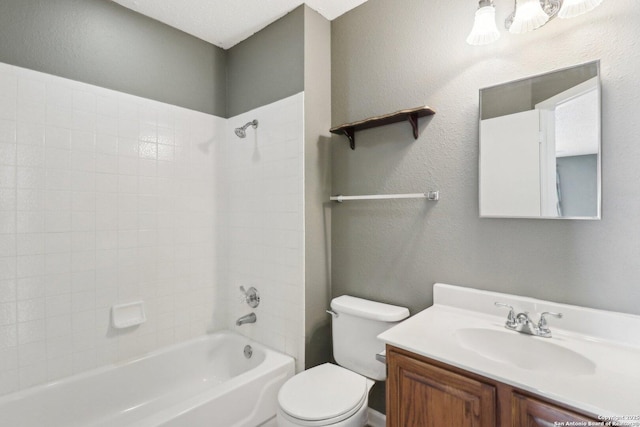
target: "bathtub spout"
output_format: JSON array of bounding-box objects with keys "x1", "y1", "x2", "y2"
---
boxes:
[{"x1": 236, "y1": 313, "x2": 257, "y2": 326}]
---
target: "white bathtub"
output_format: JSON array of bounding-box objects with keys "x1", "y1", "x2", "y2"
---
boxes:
[{"x1": 0, "y1": 331, "x2": 295, "y2": 427}]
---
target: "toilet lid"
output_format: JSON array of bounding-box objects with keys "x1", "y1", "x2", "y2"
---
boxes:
[{"x1": 278, "y1": 363, "x2": 367, "y2": 423}]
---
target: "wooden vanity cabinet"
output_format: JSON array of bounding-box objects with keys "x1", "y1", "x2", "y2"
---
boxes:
[
  {"x1": 386, "y1": 346, "x2": 598, "y2": 427},
  {"x1": 386, "y1": 346, "x2": 496, "y2": 427},
  {"x1": 512, "y1": 393, "x2": 597, "y2": 426}
]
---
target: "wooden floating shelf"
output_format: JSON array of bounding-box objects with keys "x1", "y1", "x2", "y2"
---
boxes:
[{"x1": 330, "y1": 106, "x2": 436, "y2": 150}]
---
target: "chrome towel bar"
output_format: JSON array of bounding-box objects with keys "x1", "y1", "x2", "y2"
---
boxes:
[{"x1": 330, "y1": 191, "x2": 439, "y2": 203}]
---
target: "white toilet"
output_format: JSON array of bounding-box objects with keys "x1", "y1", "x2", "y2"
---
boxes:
[{"x1": 277, "y1": 295, "x2": 410, "y2": 427}]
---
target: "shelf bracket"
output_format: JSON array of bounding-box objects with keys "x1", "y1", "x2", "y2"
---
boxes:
[
  {"x1": 342, "y1": 128, "x2": 356, "y2": 150},
  {"x1": 407, "y1": 113, "x2": 419, "y2": 139}
]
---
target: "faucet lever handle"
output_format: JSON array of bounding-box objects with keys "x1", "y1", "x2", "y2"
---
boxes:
[
  {"x1": 239, "y1": 286, "x2": 260, "y2": 308},
  {"x1": 239, "y1": 286, "x2": 248, "y2": 304},
  {"x1": 494, "y1": 302, "x2": 517, "y2": 328},
  {"x1": 538, "y1": 311, "x2": 563, "y2": 332},
  {"x1": 495, "y1": 302, "x2": 517, "y2": 327}
]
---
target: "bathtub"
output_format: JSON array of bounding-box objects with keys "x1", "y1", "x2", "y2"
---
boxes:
[{"x1": 0, "y1": 331, "x2": 295, "y2": 427}]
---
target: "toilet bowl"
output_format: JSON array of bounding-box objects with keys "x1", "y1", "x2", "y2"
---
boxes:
[
  {"x1": 277, "y1": 363, "x2": 374, "y2": 427},
  {"x1": 276, "y1": 296, "x2": 409, "y2": 427}
]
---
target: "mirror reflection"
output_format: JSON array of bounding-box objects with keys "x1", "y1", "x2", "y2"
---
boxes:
[{"x1": 479, "y1": 62, "x2": 601, "y2": 219}]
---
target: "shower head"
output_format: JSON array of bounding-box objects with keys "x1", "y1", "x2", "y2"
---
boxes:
[{"x1": 234, "y1": 119, "x2": 259, "y2": 138}]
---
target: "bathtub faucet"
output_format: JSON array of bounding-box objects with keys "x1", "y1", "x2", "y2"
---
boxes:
[{"x1": 236, "y1": 312, "x2": 257, "y2": 326}]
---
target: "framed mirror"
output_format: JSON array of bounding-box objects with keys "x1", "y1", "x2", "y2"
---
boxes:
[{"x1": 479, "y1": 61, "x2": 601, "y2": 219}]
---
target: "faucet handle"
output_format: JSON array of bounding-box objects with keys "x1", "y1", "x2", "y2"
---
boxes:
[
  {"x1": 495, "y1": 302, "x2": 517, "y2": 328},
  {"x1": 239, "y1": 286, "x2": 260, "y2": 308},
  {"x1": 239, "y1": 286, "x2": 249, "y2": 304},
  {"x1": 538, "y1": 311, "x2": 563, "y2": 333}
]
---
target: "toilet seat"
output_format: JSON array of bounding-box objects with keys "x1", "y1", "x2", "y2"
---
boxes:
[{"x1": 278, "y1": 363, "x2": 368, "y2": 425}]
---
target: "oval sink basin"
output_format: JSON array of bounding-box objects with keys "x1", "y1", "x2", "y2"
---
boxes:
[{"x1": 455, "y1": 328, "x2": 596, "y2": 376}]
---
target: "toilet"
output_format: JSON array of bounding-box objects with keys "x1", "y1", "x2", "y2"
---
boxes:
[{"x1": 277, "y1": 296, "x2": 410, "y2": 427}]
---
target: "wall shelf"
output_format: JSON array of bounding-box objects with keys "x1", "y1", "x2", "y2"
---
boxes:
[{"x1": 330, "y1": 105, "x2": 436, "y2": 150}]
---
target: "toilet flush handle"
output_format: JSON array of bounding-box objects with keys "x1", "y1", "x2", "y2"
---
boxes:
[{"x1": 326, "y1": 310, "x2": 339, "y2": 318}]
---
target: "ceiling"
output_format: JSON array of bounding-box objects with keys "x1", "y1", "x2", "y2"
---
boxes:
[{"x1": 111, "y1": 0, "x2": 369, "y2": 49}]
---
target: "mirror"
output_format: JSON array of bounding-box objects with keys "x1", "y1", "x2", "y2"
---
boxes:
[{"x1": 479, "y1": 61, "x2": 601, "y2": 219}]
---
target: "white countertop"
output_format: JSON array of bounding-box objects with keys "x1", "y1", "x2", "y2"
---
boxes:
[{"x1": 378, "y1": 283, "x2": 640, "y2": 420}]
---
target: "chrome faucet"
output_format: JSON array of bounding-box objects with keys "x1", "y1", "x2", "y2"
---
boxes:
[
  {"x1": 239, "y1": 286, "x2": 260, "y2": 308},
  {"x1": 236, "y1": 312, "x2": 257, "y2": 326},
  {"x1": 495, "y1": 302, "x2": 562, "y2": 338}
]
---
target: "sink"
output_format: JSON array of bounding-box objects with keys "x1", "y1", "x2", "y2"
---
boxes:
[
  {"x1": 454, "y1": 328, "x2": 596, "y2": 376},
  {"x1": 378, "y1": 284, "x2": 640, "y2": 415}
]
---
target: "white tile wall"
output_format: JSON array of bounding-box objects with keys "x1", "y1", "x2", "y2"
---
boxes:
[
  {"x1": 217, "y1": 93, "x2": 306, "y2": 372},
  {"x1": 0, "y1": 62, "x2": 226, "y2": 395}
]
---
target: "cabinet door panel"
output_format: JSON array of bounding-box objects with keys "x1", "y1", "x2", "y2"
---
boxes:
[
  {"x1": 388, "y1": 351, "x2": 496, "y2": 427},
  {"x1": 512, "y1": 393, "x2": 597, "y2": 426}
]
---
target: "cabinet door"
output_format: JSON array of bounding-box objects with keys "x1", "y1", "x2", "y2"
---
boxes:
[
  {"x1": 512, "y1": 393, "x2": 597, "y2": 426},
  {"x1": 388, "y1": 350, "x2": 496, "y2": 427}
]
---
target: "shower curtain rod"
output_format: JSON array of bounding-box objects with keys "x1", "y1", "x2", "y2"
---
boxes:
[{"x1": 330, "y1": 191, "x2": 439, "y2": 203}]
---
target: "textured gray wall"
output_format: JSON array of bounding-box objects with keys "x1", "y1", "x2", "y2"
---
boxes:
[
  {"x1": 332, "y1": 0, "x2": 640, "y2": 316},
  {"x1": 0, "y1": 0, "x2": 226, "y2": 116},
  {"x1": 226, "y1": 6, "x2": 305, "y2": 117},
  {"x1": 303, "y1": 6, "x2": 333, "y2": 370},
  {"x1": 332, "y1": 0, "x2": 640, "y2": 412}
]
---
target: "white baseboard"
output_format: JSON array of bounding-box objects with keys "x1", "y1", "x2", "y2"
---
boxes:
[{"x1": 367, "y1": 408, "x2": 386, "y2": 427}]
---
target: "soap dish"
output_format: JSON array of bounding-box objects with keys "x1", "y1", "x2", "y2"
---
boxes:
[{"x1": 112, "y1": 301, "x2": 146, "y2": 329}]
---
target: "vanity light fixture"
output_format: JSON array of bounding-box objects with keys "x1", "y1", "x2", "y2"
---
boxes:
[
  {"x1": 467, "y1": 0, "x2": 604, "y2": 45},
  {"x1": 466, "y1": 0, "x2": 501, "y2": 46},
  {"x1": 508, "y1": 0, "x2": 553, "y2": 33},
  {"x1": 558, "y1": 0, "x2": 603, "y2": 19}
]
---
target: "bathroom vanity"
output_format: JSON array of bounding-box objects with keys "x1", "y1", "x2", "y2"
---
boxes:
[
  {"x1": 386, "y1": 346, "x2": 595, "y2": 426},
  {"x1": 378, "y1": 284, "x2": 640, "y2": 427}
]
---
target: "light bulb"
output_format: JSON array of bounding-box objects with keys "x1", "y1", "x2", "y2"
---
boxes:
[
  {"x1": 509, "y1": 0, "x2": 550, "y2": 34},
  {"x1": 558, "y1": 0, "x2": 603, "y2": 19},
  {"x1": 467, "y1": 3, "x2": 501, "y2": 46}
]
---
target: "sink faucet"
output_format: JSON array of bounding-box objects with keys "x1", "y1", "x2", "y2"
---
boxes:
[
  {"x1": 236, "y1": 312, "x2": 257, "y2": 326},
  {"x1": 495, "y1": 302, "x2": 562, "y2": 338},
  {"x1": 513, "y1": 312, "x2": 538, "y2": 335}
]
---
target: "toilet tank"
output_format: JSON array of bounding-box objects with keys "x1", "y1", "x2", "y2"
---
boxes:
[{"x1": 331, "y1": 296, "x2": 410, "y2": 381}]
